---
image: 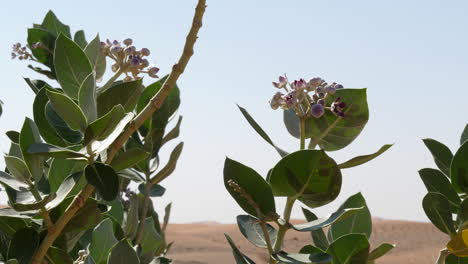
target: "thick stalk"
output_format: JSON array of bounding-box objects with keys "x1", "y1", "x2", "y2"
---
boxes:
[
  {"x1": 97, "y1": 69, "x2": 124, "y2": 95},
  {"x1": 259, "y1": 220, "x2": 275, "y2": 264},
  {"x1": 31, "y1": 2, "x2": 206, "y2": 263},
  {"x1": 273, "y1": 197, "x2": 295, "y2": 253},
  {"x1": 299, "y1": 117, "x2": 306, "y2": 150},
  {"x1": 134, "y1": 177, "x2": 152, "y2": 244}
]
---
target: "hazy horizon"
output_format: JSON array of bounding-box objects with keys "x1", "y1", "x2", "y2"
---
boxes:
[{"x1": 1, "y1": 0, "x2": 467, "y2": 223}]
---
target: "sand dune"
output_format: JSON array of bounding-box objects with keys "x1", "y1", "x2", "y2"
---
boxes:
[{"x1": 166, "y1": 219, "x2": 448, "y2": 264}]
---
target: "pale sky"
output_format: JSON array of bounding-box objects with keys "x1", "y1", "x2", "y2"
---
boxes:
[{"x1": 1, "y1": 0, "x2": 467, "y2": 223}]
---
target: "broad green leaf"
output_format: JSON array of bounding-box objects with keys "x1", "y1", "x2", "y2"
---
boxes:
[
  {"x1": 138, "y1": 183, "x2": 166, "y2": 197},
  {"x1": 110, "y1": 148, "x2": 149, "y2": 172},
  {"x1": 299, "y1": 244, "x2": 326, "y2": 254},
  {"x1": 293, "y1": 206, "x2": 363, "y2": 232},
  {"x1": 4, "y1": 156, "x2": 30, "y2": 183},
  {"x1": 451, "y1": 141, "x2": 468, "y2": 193},
  {"x1": 224, "y1": 234, "x2": 256, "y2": 264},
  {"x1": 7, "y1": 227, "x2": 39, "y2": 264},
  {"x1": 326, "y1": 233, "x2": 370, "y2": 264},
  {"x1": 161, "y1": 115, "x2": 183, "y2": 146},
  {"x1": 8, "y1": 143, "x2": 23, "y2": 160},
  {"x1": 236, "y1": 215, "x2": 277, "y2": 248},
  {"x1": 419, "y1": 168, "x2": 461, "y2": 211},
  {"x1": 149, "y1": 142, "x2": 184, "y2": 185},
  {"x1": 446, "y1": 254, "x2": 468, "y2": 264},
  {"x1": 328, "y1": 193, "x2": 372, "y2": 242},
  {"x1": 124, "y1": 193, "x2": 139, "y2": 239},
  {"x1": 238, "y1": 105, "x2": 288, "y2": 157},
  {"x1": 368, "y1": 243, "x2": 395, "y2": 260},
  {"x1": 27, "y1": 65, "x2": 55, "y2": 79},
  {"x1": 48, "y1": 158, "x2": 86, "y2": 192},
  {"x1": 0, "y1": 212, "x2": 29, "y2": 237},
  {"x1": 89, "y1": 218, "x2": 118, "y2": 264},
  {"x1": 84, "y1": 105, "x2": 125, "y2": 145},
  {"x1": 85, "y1": 162, "x2": 119, "y2": 201},
  {"x1": 458, "y1": 197, "x2": 468, "y2": 225},
  {"x1": 47, "y1": 88, "x2": 88, "y2": 132},
  {"x1": 74, "y1": 30, "x2": 87, "y2": 49},
  {"x1": 32, "y1": 88, "x2": 67, "y2": 146},
  {"x1": 301, "y1": 208, "x2": 329, "y2": 251},
  {"x1": 6, "y1": 131, "x2": 20, "y2": 143},
  {"x1": 78, "y1": 72, "x2": 97, "y2": 122},
  {"x1": 272, "y1": 251, "x2": 332, "y2": 264},
  {"x1": 84, "y1": 34, "x2": 106, "y2": 81},
  {"x1": 462, "y1": 124, "x2": 468, "y2": 145},
  {"x1": 422, "y1": 192, "x2": 456, "y2": 235},
  {"x1": 26, "y1": 28, "x2": 56, "y2": 75},
  {"x1": 0, "y1": 171, "x2": 28, "y2": 191},
  {"x1": 338, "y1": 144, "x2": 393, "y2": 169},
  {"x1": 12, "y1": 193, "x2": 56, "y2": 212},
  {"x1": 105, "y1": 200, "x2": 124, "y2": 226},
  {"x1": 54, "y1": 33, "x2": 93, "y2": 98},
  {"x1": 46, "y1": 172, "x2": 83, "y2": 210},
  {"x1": 19, "y1": 118, "x2": 44, "y2": 182},
  {"x1": 47, "y1": 246, "x2": 73, "y2": 264},
  {"x1": 299, "y1": 88, "x2": 368, "y2": 151},
  {"x1": 423, "y1": 138, "x2": 453, "y2": 177},
  {"x1": 52, "y1": 198, "x2": 102, "y2": 233},
  {"x1": 224, "y1": 158, "x2": 276, "y2": 218},
  {"x1": 269, "y1": 150, "x2": 342, "y2": 208},
  {"x1": 41, "y1": 11, "x2": 71, "y2": 37},
  {"x1": 107, "y1": 240, "x2": 140, "y2": 264},
  {"x1": 97, "y1": 79, "x2": 143, "y2": 116},
  {"x1": 28, "y1": 143, "x2": 88, "y2": 159},
  {"x1": 24, "y1": 78, "x2": 49, "y2": 94},
  {"x1": 117, "y1": 169, "x2": 145, "y2": 182},
  {"x1": 90, "y1": 113, "x2": 134, "y2": 154},
  {"x1": 140, "y1": 218, "x2": 163, "y2": 255},
  {"x1": 45, "y1": 102, "x2": 83, "y2": 144}
]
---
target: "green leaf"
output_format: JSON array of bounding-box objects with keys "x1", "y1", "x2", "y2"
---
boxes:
[
  {"x1": 54, "y1": 198, "x2": 102, "y2": 233},
  {"x1": 0, "y1": 171, "x2": 28, "y2": 191},
  {"x1": 446, "y1": 254, "x2": 468, "y2": 263},
  {"x1": 74, "y1": 30, "x2": 87, "y2": 49},
  {"x1": 326, "y1": 233, "x2": 370, "y2": 264},
  {"x1": 27, "y1": 143, "x2": 88, "y2": 159},
  {"x1": 89, "y1": 218, "x2": 118, "y2": 264},
  {"x1": 163, "y1": 202, "x2": 171, "y2": 231},
  {"x1": 296, "y1": 88, "x2": 368, "y2": 151},
  {"x1": 90, "y1": 113, "x2": 134, "y2": 154},
  {"x1": 451, "y1": 140, "x2": 468, "y2": 193},
  {"x1": 238, "y1": 105, "x2": 288, "y2": 157},
  {"x1": 84, "y1": 105, "x2": 125, "y2": 145},
  {"x1": 84, "y1": 34, "x2": 106, "y2": 81},
  {"x1": 45, "y1": 102, "x2": 83, "y2": 144},
  {"x1": 78, "y1": 72, "x2": 97, "y2": 123},
  {"x1": 224, "y1": 157, "x2": 276, "y2": 218},
  {"x1": 293, "y1": 206, "x2": 363, "y2": 232},
  {"x1": 272, "y1": 251, "x2": 332, "y2": 264},
  {"x1": 117, "y1": 169, "x2": 145, "y2": 183},
  {"x1": 150, "y1": 142, "x2": 184, "y2": 185},
  {"x1": 338, "y1": 144, "x2": 393, "y2": 169},
  {"x1": 269, "y1": 150, "x2": 342, "y2": 208},
  {"x1": 107, "y1": 240, "x2": 140, "y2": 264},
  {"x1": 33, "y1": 88, "x2": 67, "y2": 146},
  {"x1": 368, "y1": 243, "x2": 395, "y2": 261},
  {"x1": 328, "y1": 193, "x2": 372, "y2": 242},
  {"x1": 110, "y1": 148, "x2": 149, "y2": 172},
  {"x1": 46, "y1": 172, "x2": 83, "y2": 210},
  {"x1": 19, "y1": 118, "x2": 44, "y2": 182},
  {"x1": 47, "y1": 88, "x2": 88, "y2": 132},
  {"x1": 419, "y1": 168, "x2": 461, "y2": 211},
  {"x1": 161, "y1": 116, "x2": 183, "y2": 146},
  {"x1": 422, "y1": 192, "x2": 456, "y2": 235},
  {"x1": 301, "y1": 208, "x2": 329, "y2": 251},
  {"x1": 12, "y1": 193, "x2": 56, "y2": 212},
  {"x1": 48, "y1": 158, "x2": 86, "y2": 192},
  {"x1": 461, "y1": 124, "x2": 468, "y2": 145},
  {"x1": 6, "y1": 131, "x2": 20, "y2": 144},
  {"x1": 28, "y1": 65, "x2": 55, "y2": 79},
  {"x1": 24, "y1": 78, "x2": 49, "y2": 94},
  {"x1": 97, "y1": 79, "x2": 143, "y2": 116},
  {"x1": 7, "y1": 228, "x2": 39, "y2": 264},
  {"x1": 458, "y1": 197, "x2": 468, "y2": 225},
  {"x1": 423, "y1": 138, "x2": 453, "y2": 177},
  {"x1": 4, "y1": 156, "x2": 31, "y2": 183},
  {"x1": 41, "y1": 11, "x2": 71, "y2": 37},
  {"x1": 54, "y1": 33, "x2": 93, "y2": 98},
  {"x1": 27, "y1": 28, "x2": 56, "y2": 75},
  {"x1": 224, "y1": 234, "x2": 256, "y2": 264},
  {"x1": 140, "y1": 218, "x2": 163, "y2": 255},
  {"x1": 47, "y1": 246, "x2": 73, "y2": 264},
  {"x1": 85, "y1": 162, "x2": 119, "y2": 201},
  {"x1": 138, "y1": 183, "x2": 166, "y2": 197},
  {"x1": 236, "y1": 215, "x2": 277, "y2": 248}
]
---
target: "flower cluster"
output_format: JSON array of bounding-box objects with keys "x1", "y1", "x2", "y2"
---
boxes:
[
  {"x1": 101, "y1": 38, "x2": 159, "y2": 81},
  {"x1": 270, "y1": 75, "x2": 346, "y2": 118},
  {"x1": 11, "y1": 43, "x2": 34, "y2": 60}
]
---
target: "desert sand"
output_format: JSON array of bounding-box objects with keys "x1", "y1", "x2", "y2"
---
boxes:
[{"x1": 166, "y1": 219, "x2": 447, "y2": 264}]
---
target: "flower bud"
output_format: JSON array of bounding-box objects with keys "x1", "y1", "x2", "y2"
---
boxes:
[
  {"x1": 123, "y1": 38, "x2": 133, "y2": 46},
  {"x1": 141, "y1": 59, "x2": 149, "y2": 67},
  {"x1": 270, "y1": 92, "x2": 284, "y2": 110},
  {"x1": 111, "y1": 46, "x2": 122, "y2": 55},
  {"x1": 130, "y1": 57, "x2": 141, "y2": 66},
  {"x1": 140, "y1": 48, "x2": 150, "y2": 56},
  {"x1": 111, "y1": 63, "x2": 119, "y2": 72},
  {"x1": 310, "y1": 103, "x2": 325, "y2": 118},
  {"x1": 148, "y1": 66, "x2": 160, "y2": 78},
  {"x1": 272, "y1": 75, "x2": 287, "y2": 88},
  {"x1": 124, "y1": 46, "x2": 136, "y2": 55},
  {"x1": 318, "y1": 99, "x2": 325, "y2": 106},
  {"x1": 325, "y1": 86, "x2": 336, "y2": 95}
]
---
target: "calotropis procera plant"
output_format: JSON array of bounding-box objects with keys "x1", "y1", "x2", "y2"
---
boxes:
[
  {"x1": 419, "y1": 125, "x2": 468, "y2": 264},
  {"x1": 223, "y1": 75, "x2": 395, "y2": 264},
  {"x1": 0, "y1": 1, "x2": 206, "y2": 264}
]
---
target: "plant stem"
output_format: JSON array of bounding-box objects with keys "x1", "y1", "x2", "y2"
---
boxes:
[
  {"x1": 135, "y1": 178, "x2": 152, "y2": 244},
  {"x1": 30, "y1": 2, "x2": 206, "y2": 263},
  {"x1": 300, "y1": 117, "x2": 306, "y2": 150},
  {"x1": 273, "y1": 197, "x2": 295, "y2": 253},
  {"x1": 28, "y1": 183, "x2": 53, "y2": 229},
  {"x1": 436, "y1": 249, "x2": 448, "y2": 264},
  {"x1": 97, "y1": 69, "x2": 124, "y2": 95}
]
